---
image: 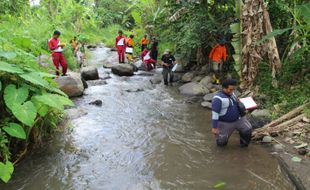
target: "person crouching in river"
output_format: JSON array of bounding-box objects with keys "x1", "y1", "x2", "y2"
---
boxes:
[
  {"x1": 141, "y1": 47, "x2": 156, "y2": 71},
  {"x1": 161, "y1": 49, "x2": 176, "y2": 86},
  {"x1": 48, "y1": 30, "x2": 67, "y2": 76},
  {"x1": 211, "y1": 79, "x2": 252, "y2": 147}
]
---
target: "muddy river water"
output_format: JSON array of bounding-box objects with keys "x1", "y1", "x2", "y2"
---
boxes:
[{"x1": 0, "y1": 47, "x2": 294, "y2": 190}]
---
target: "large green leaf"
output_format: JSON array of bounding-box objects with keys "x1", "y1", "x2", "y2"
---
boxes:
[
  {"x1": 4, "y1": 84, "x2": 29, "y2": 110},
  {"x1": 33, "y1": 93, "x2": 74, "y2": 111},
  {"x1": 3, "y1": 123, "x2": 26, "y2": 139},
  {"x1": 0, "y1": 61, "x2": 24, "y2": 74},
  {"x1": 0, "y1": 81, "x2": 2, "y2": 91},
  {"x1": 20, "y1": 72, "x2": 50, "y2": 88},
  {"x1": 131, "y1": 10, "x2": 142, "y2": 25},
  {"x1": 298, "y1": 3, "x2": 310, "y2": 25},
  {"x1": 11, "y1": 101, "x2": 37, "y2": 127},
  {"x1": 256, "y1": 28, "x2": 292, "y2": 45},
  {"x1": 12, "y1": 36, "x2": 32, "y2": 49},
  {"x1": 0, "y1": 51, "x2": 17, "y2": 59},
  {"x1": 230, "y1": 23, "x2": 240, "y2": 34},
  {"x1": 0, "y1": 161, "x2": 14, "y2": 183},
  {"x1": 19, "y1": 72, "x2": 66, "y2": 96},
  {"x1": 31, "y1": 98, "x2": 49, "y2": 117}
]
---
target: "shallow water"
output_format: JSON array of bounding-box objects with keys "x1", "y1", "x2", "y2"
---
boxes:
[{"x1": 0, "y1": 47, "x2": 294, "y2": 190}]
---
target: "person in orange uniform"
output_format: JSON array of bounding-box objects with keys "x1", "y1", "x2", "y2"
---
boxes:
[
  {"x1": 48, "y1": 30, "x2": 67, "y2": 76},
  {"x1": 115, "y1": 30, "x2": 126, "y2": 63},
  {"x1": 126, "y1": 35, "x2": 135, "y2": 64},
  {"x1": 70, "y1": 36, "x2": 78, "y2": 56},
  {"x1": 209, "y1": 38, "x2": 227, "y2": 84},
  {"x1": 140, "y1": 35, "x2": 149, "y2": 52}
]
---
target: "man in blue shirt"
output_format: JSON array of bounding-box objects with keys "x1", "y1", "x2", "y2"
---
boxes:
[{"x1": 211, "y1": 79, "x2": 252, "y2": 147}]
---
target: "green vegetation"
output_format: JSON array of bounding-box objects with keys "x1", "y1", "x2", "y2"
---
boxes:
[
  {"x1": 0, "y1": 0, "x2": 103, "y2": 182},
  {"x1": 255, "y1": 1, "x2": 309, "y2": 116}
]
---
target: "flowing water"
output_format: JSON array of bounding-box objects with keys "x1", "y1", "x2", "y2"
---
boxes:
[{"x1": 0, "y1": 47, "x2": 294, "y2": 190}]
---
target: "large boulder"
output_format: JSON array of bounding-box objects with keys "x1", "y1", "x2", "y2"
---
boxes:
[
  {"x1": 203, "y1": 91, "x2": 218, "y2": 102},
  {"x1": 181, "y1": 72, "x2": 195, "y2": 83},
  {"x1": 54, "y1": 72, "x2": 84, "y2": 97},
  {"x1": 192, "y1": 76, "x2": 204, "y2": 82},
  {"x1": 111, "y1": 64, "x2": 134, "y2": 76},
  {"x1": 199, "y1": 76, "x2": 213, "y2": 89},
  {"x1": 247, "y1": 111, "x2": 271, "y2": 129},
  {"x1": 251, "y1": 109, "x2": 270, "y2": 119},
  {"x1": 179, "y1": 82, "x2": 209, "y2": 96},
  {"x1": 201, "y1": 101, "x2": 212, "y2": 109},
  {"x1": 81, "y1": 67, "x2": 99, "y2": 81}
]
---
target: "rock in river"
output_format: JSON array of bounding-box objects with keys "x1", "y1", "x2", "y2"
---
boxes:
[
  {"x1": 203, "y1": 92, "x2": 218, "y2": 102},
  {"x1": 66, "y1": 108, "x2": 88, "y2": 119},
  {"x1": 181, "y1": 72, "x2": 195, "y2": 83},
  {"x1": 54, "y1": 72, "x2": 84, "y2": 97},
  {"x1": 201, "y1": 101, "x2": 212, "y2": 109},
  {"x1": 179, "y1": 82, "x2": 209, "y2": 96},
  {"x1": 89, "y1": 100, "x2": 103, "y2": 106},
  {"x1": 81, "y1": 67, "x2": 99, "y2": 81},
  {"x1": 262, "y1": 136, "x2": 273, "y2": 143},
  {"x1": 199, "y1": 76, "x2": 212, "y2": 89},
  {"x1": 111, "y1": 64, "x2": 134, "y2": 76}
]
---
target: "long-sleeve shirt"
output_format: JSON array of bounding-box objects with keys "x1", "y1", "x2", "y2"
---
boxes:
[
  {"x1": 115, "y1": 35, "x2": 125, "y2": 47},
  {"x1": 211, "y1": 91, "x2": 240, "y2": 128},
  {"x1": 209, "y1": 44, "x2": 227, "y2": 62},
  {"x1": 48, "y1": 38, "x2": 63, "y2": 52}
]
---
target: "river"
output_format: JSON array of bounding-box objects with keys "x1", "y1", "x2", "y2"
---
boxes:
[{"x1": 0, "y1": 47, "x2": 294, "y2": 190}]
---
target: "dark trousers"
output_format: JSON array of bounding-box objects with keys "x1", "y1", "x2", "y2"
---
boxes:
[
  {"x1": 150, "y1": 50, "x2": 158, "y2": 60},
  {"x1": 216, "y1": 117, "x2": 252, "y2": 147},
  {"x1": 162, "y1": 68, "x2": 174, "y2": 85}
]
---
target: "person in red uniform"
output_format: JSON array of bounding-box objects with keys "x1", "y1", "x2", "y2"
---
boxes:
[
  {"x1": 115, "y1": 30, "x2": 126, "y2": 63},
  {"x1": 48, "y1": 30, "x2": 67, "y2": 76},
  {"x1": 141, "y1": 47, "x2": 156, "y2": 71}
]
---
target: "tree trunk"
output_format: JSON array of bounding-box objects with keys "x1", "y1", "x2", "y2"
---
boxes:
[
  {"x1": 240, "y1": 0, "x2": 281, "y2": 90},
  {"x1": 196, "y1": 47, "x2": 207, "y2": 66}
]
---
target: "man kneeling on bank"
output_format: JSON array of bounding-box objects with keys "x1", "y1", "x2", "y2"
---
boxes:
[{"x1": 211, "y1": 79, "x2": 252, "y2": 147}]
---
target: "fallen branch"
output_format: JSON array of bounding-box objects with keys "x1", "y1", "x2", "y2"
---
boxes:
[
  {"x1": 263, "y1": 103, "x2": 309, "y2": 128},
  {"x1": 252, "y1": 114, "x2": 305, "y2": 140},
  {"x1": 268, "y1": 114, "x2": 304, "y2": 132}
]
